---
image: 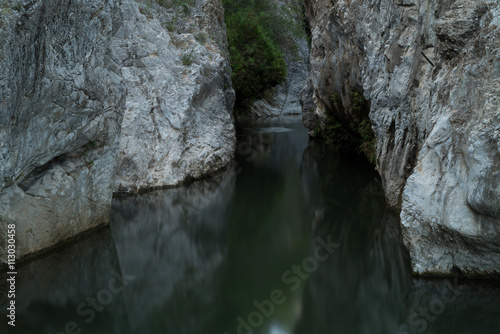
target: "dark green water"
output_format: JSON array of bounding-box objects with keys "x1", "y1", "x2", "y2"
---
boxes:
[{"x1": 1, "y1": 116, "x2": 500, "y2": 334}]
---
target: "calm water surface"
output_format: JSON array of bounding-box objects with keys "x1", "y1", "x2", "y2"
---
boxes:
[{"x1": 1, "y1": 116, "x2": 500, "y2": 334}]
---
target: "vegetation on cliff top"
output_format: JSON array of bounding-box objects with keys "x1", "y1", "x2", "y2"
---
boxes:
[{"x1": 222, "y1": 0, "x2": 306, "y2": 114}]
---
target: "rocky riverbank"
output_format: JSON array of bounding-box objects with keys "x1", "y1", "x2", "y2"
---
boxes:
[
  {"x1": 0, "y1": 0, "x2": 235, "y2": 265},
  {"x1": 302, "y1": 0, "x2": 500, "y2": 276}
]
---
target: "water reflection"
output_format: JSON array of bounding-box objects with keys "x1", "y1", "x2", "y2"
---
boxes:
[
  {"x1": 297, "y1": 136, "x2": 412, "y2": 334},
  {"x1": 401, "y1": 279, "x2": 500, "y2": 333},
  {"x1": 2, "y1": 116, "x2": 500, "y2": 334},
  {"x1": 0, "y1": 230, "x2": 130, "y2": 334},
  {"x1": 110, "y1": 169, "x2": 236, "y2": 334}
]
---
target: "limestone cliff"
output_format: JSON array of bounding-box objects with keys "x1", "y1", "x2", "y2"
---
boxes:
[
  {"x1": 0, "y1": 0, "x2": 126, "y2": 265},
  {"x1": 113, "y1": 0, "x2": 236, "y2": 192},
  {"x1": 303, "y1": 0, "x2": 500, "y2": 276},
  {"x1": 0, "y1": 0, "x2": 235, "y2": 265}
]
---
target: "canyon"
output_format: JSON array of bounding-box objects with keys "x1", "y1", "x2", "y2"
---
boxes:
[{"x1": 1, "y1": 0, "x2": 499, "y2": 278}]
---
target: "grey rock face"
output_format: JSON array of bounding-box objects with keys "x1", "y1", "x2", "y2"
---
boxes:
[
  {"x1": 0, "y1": 230, "x2": 130, "y2": 334},
  {"x1": 112, "y1": 0, "x2": 236, "y2": 192},
  {"x1": 0, "y1": 0, "x2": 236, "y2": 265},
  {"x1": 0, "y1": 0, "x2": 125, "y2": 264},
  {"x1": 303, "y1": 0, "x2": 500, "y2": 276}
]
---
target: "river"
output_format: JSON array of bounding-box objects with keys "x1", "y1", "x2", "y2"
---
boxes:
[{"x1": 2, "y1": 116, "x2": 500, "y2": 334}]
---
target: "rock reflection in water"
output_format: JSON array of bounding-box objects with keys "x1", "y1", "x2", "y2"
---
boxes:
[
  {"x1": 0, "y1": 230, "x2": 129, "y2": 334},
  {"x1": 400, "y1": 279, "x2": 500, "y2": 334},
  {"x1": 4, "y1": 117, "x2": 500, "y2": 334},
  {"x1": 110, "y1": 169, "x2": 236, "y2": 334},
  {"x1": 297, "y1": 137, "x2": 500, "y2": 334},
  {"x1": 298, "y1": 140, "x2": 412, "y2": 334}
]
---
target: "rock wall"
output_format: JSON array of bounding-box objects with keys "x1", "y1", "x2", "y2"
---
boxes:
[
  {"x1": 0, "y1": 0, "x2": 236, "y2": 265},
  {"x1": 113, "y1": 0, "x2": 236, "y2": 192},
  {"x1": 0, "y1": 0, "x2": 126, "y2": 265},
  {"x1": 303, "y1": 0, "x2": 500, "y2": 276}
]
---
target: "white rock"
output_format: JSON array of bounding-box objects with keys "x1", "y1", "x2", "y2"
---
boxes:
[{"x1": 303, "y1": 0, "x2": 500, "y2": 276}]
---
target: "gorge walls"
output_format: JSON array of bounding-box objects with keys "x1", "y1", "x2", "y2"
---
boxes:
[
  {"x1": 0, "y1": 0, "x2": 236, "y2": 265},
  {"x1": 2, "y1": 0, "x2": 499, "y2": 278},
  {"x1": 303, "y1": 0, "x2": 500, "y2": 276}
]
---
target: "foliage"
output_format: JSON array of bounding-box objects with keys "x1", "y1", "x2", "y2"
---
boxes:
[
  {"x1": 155, "y1": 0, "x2": 194, "y2": 11},
  {"x1": 349, "y1": 90, "x2": 376, "y2": 164},
  {"x1": 139, "y1": 0, "x2": 154, "y2": 19},
  {"x1": 224, "y1": 0, "x2": 306, "y2": 51},
  {"x1": 84, "y1": 140, "x2": 97, "y2": 151},
  {"x1": 225, "y1": 10, "x2": 287, "y2": 109},
  {"x1": 350, "y1": 90, "x2": 366, "y2": 113},
  {"x1": 223, "y1": 0, "x2": 307, "y2": 113},
  {"x1": 181, "y1": 53, "x2": 193, "y2": 65},
  {"x1": 315, "y1": 89, "x2": 376, "y2": 165},
  {"x1": 195, "y1": 32, "x2": 207, "y2": 44},
  {"x1": 329, "y1": 92, "x2": 342, "y2": 109},
  {"x1": 165, "y1": 15, "x2": 177, "y2": 31},
  {"x1": 313, "y1": 115, "x2": 352, "y2": 148}
]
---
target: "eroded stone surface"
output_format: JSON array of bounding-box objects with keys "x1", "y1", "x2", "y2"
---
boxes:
[
  {"x1": 0, "y1": 0, "x2": 126, "y2": 265},
  {"x1": 0, "y1": 0, "x2": 236, "y2": 265},
  {"x1": 303, "y1": 0, "x2": 500, "y2": 276},
  {"x1": 112, "y1": 0, "x2": 236, "y2": 192}
]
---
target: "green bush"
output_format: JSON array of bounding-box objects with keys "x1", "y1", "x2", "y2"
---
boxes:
[
  {"x1": 224, "y1": 0, "x2": 306, "y2": 50},
  {"x1": 223, "y1": 0, "x2": 306, "y2": 113},
  {"x1": 195, "y1": 32, "x2": 207, "y2": 44},
  {"x1": 314, "y1": 114, "x2": 353, "y2": 148},
  {"x1": 226, "y1": 10, "x2": 287, "y2": 107},
  {"x1": 350, "y1": 91, "x2": 376, "y2": 164},
  {"x1": 181, "y1": 53, "x2": 193, "y2": 65}
]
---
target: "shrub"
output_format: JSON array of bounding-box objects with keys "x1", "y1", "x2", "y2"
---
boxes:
[
  {"x1": 157, "y1": 0, "x2": 171, "y2": 8},
  {"x1": 165, "y1": 16, "x2": 177, "y2": 32},
  {"x1": 350, "y1": 91, "x2": 376, "y2": 164},
  {"x1": 195, "y1": 32, "x2": 207, "y2": 44},
  {"x1": 181, "y1": 53, "x2": 193, "y2": 65},
  {"x1": 226, "y1": 10, "x2": 287, "y2": 107},
  {"x1": 224, "y1": 0, "x2": 306, "y2": 51},
  {"x1": 223, "y1": 0, "x2": 306, "y2": 113}
]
